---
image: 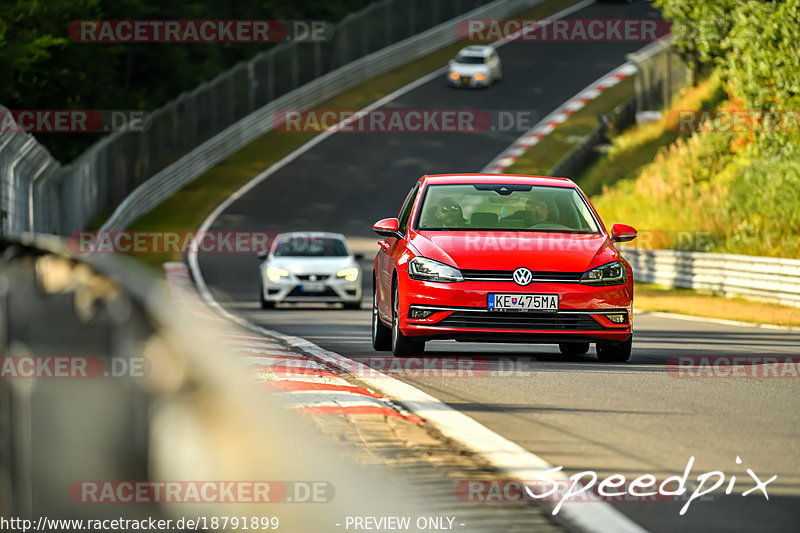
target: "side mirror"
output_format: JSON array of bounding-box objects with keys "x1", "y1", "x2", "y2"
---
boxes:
[
  {"x1": 373, "y1": 218, "x2": 400, "y2": 238},
  {"x1": 256, "y1": 250, "x2": 268, "y2": 260},
  {"x1": 353, "y1": 253, "x2": 364, "y2": 261},
  {"x1": 611, "y1": 223, "x2": 638, "y2": 243}
]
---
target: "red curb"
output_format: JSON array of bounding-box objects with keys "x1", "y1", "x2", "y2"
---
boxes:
[
  {"x1": 296, "y1": 405, "x2": 424, "y2": 424},
  {"x1": 262, "y1": 380, "x2": 385, "y2": 399}
]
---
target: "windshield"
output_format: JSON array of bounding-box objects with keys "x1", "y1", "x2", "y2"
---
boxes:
[
  {"x1": 272, "y1": 235, "x2": 349, "y2": 257},
  {"x1": 415, "y1": 184, "x2": 601, "y2": 232},
  {"x1": 454, "y1": 54, "x2": 486, "y2": 64}
]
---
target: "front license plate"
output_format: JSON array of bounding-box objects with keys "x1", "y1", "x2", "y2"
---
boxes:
[
  {"x1": 488, "y1": 293, "x2": 558, "y2": 312},
  {"x1": 461, "y1": 76, "x2": 471, "y2": 84},
  {"x1": 301, "y1": 282, "x2": 325, "y2": 292}
]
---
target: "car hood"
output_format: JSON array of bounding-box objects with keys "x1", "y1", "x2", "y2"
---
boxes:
[
  {"x1": 409, "y1": 231, "x2": 617, "y2": 273},
  {"x1": 448, "y1": 62, "x2": 490, "y2": 76},
  {"x1": 264, "y1": 256, "x2": 356, "y2": 274}
]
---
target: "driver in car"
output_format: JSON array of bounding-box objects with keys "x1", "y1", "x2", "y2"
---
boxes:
[
  {"x1": 430, "y1": 197, "x2": 467, "y2": 228},
  {"x1": 505, "y1": 197, "x2": 549, "y2": 227}
]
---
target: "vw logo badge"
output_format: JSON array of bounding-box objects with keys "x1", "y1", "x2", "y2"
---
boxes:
[
  {"x1": 310, "y1": 275, "x2": 318, "y2": 281},
  {"x1": 513, "y1": 267, "x2": 533, "y2": 286}
]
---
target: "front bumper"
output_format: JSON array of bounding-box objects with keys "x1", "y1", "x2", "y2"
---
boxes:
[
  {"x1": 262, "y1": 274, "x2": 362, "y2": 303},
  {"x1": 446, "y1": 73, "x2": 490, "y2": 88},
  {"x1": 398, "y1": 278, "x2": 632, "y2": 342}
]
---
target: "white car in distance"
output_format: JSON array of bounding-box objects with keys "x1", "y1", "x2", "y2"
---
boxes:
[
  {"x1": 446, "y1": 45, "x2": 502, "y2": 88},
  {"x1": 258, "y1": 232, "x2": 363, "y2": 309}
]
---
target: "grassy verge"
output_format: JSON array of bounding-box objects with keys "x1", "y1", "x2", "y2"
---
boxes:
[
  {"x1": 578, "y1": 76, "x2": 725, "y2": 196},
  {"x1": 635, "y1": 283, "x2": 800, "y2": 328},
  {"x1": 114, "y1": 0, "x2": 583, "y2": 271},
  {"x1": 505, "y1": 76, "x2": 635, "y2": 176}
]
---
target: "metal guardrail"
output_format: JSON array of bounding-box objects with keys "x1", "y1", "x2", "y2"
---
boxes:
[
  {"x1": 549, "y1": 98, "x2": 636, "y2": 178},
  {"x1": 626, "y1": 38, "x2": 687, "y2": 115},
  {"x1": 0, "y1": 234, "x2": 397, "y2": 524},
  {"x1": 624, "y1": 247, "x2": 800, "y2": 308}
]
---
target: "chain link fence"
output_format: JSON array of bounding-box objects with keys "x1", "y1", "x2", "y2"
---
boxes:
[{"x1": 1, "y1": 0, "x2": 506, "y2": 237}]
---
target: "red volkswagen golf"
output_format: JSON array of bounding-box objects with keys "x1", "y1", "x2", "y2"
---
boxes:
[{"x1": 371, "y1": 174, "x2": 638, "y2": 361}]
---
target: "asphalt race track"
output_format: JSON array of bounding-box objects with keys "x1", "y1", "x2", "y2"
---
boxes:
[{"x1": 196, "y1": 1, "x2": 800, "y2": 531}]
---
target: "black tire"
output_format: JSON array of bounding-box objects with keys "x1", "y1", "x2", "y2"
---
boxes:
[
  {"x1": 372, "y1": 285, "x2": 391, "y2": 351},
  {"x1": 343, "y1": 300, "x2": 362, "y2": 310},
  {"x1": 596, "y1": 337, "x2": 632, "y2": 362},
  {"x1": 391, "y1": 282, "x2": 424, "y2": 356},
  {"x1": 259, "y1": 281, "x2": 275, "y2": 309},
  {"x1": 559, "y1": 342, "x2": 590, "y2": 355}
]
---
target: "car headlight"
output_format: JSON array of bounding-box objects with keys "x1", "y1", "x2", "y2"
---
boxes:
[
  {"x1": 408, "y1": 257, "x2": 463, "y2": 282},
  {"x1": 449, "y1": 72, "x2": 459, "y2": 80},
  {"x1": 474, "y1": 73, "x2": 485, "y2": 81},
  {"x1": 266, "y1": 267, "x2": 289, "y2": 282},
  {"x1": 580, "y1": 261, "x2": 626, "y2": 286},
  {"x1": 336, "y1": 267, "x2": 359, "y2": 282}
]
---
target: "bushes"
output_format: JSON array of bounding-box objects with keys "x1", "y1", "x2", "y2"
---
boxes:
[{"x1": 593, "y1": 0, "x2": 800, "y2": 258}]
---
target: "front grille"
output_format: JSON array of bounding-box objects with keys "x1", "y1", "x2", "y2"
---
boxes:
[
  {"x1": 438, "y1": 311, "x2": 602, "y2": 330},
  {"x1": 460, "y1": 269, "x2": 583, "y2": 283},
  {"x1": 287, "y1": 287, "x2": 338, "y2": 297},
  {"x1": 296, "y1": 274, "x2": 330, "y2": 281}
]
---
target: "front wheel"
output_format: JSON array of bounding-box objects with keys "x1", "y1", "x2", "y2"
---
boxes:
[
  {"x1": 596, "y1": 337, "x2": 632, "y2": 362},
  {"x1": 391, "y1": 283, "x2": 424, "y2": 356},
  {"x1": 372, "y1": 287, "x2": 391, "y2": 351}
]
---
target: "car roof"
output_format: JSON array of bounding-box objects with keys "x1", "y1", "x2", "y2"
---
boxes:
[
  {"x1": 419, "y1": 174, "x2": 577, "y2": 188},
  {"x1": 457, "y1": 45, "x2": 493, "y2": 56},
  {"x1": 275, "y1": 231, "x2": 347, "y2": 240}
]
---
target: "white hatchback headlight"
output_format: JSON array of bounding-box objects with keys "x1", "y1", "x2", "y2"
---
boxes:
[
  {"x1": 336, "y1": 267, "x2": 359, "y2": 282},
  {"x1": 408, "y1": 257, "x2": 463, "y2": 282},
  {"x1": 265, "y1": 267, "x2": 289, "y2": 282},
  {"x1": 580, "y1": 261, "x2": 626, "y2": 286}
]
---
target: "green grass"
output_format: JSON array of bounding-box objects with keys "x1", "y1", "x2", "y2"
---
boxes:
[
  {"x1": 577, "y1": 77, "x2": 726, "y2": 196},
  {"x1": 112, "y1": 0, "x2": 585, "y2": 271},
  {"x1": 635, "y1": 282, "x2": 800, "y2": 328}
]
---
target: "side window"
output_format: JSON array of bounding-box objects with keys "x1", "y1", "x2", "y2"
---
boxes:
[{"x1": 397, "y1": 183, "x2": 420, "y2": 234}]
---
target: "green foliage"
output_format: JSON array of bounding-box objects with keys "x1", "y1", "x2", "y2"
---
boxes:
[
  {"x1": 653, "y1": 0, "x2": 735, "y2": 83},
  {"x1": 724, "y1": 146, "x2": 800, "y2": 255},
  {"x1": 595, "y1": 0, "x2": 800, "y2": 257}
]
